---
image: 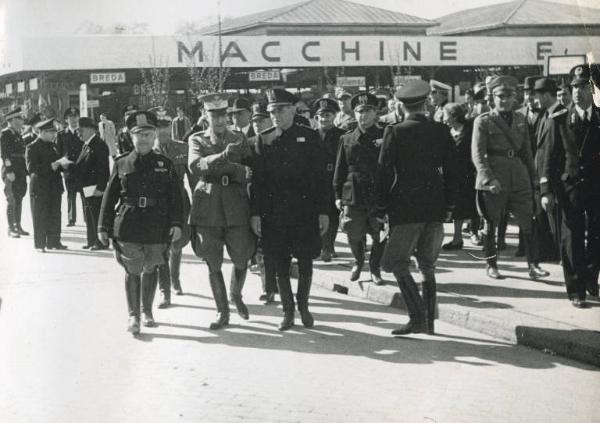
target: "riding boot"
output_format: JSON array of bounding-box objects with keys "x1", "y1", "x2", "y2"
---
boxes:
[
  {"x1": 523, "y1": 231, "x2": 549, "y2": 280},
  {"x1": 349, "y1": 239, "x2": 365, "y2": 281},
  {"x1": 208, "y1": 271, "x2": 230, "y2": 330},
  {"x1": 157, "y1": 264, "x2": 171, "y2": 308},
  {"x1": 483, "y1": 220, "x2": 501, "y2": 279},
  {"x1": 14, "y1": 200, "x2": 28, "y2": 235},
  {"x1": 369, "y1": 238, "x2": 386, "y2": 284},
  {"x1": 170, "y1": 248, "x2": 183, "y2": 295},
  {"x1": 141, "y1": 271, "x2": 157, "y2": 327},
  {"x1": 229, "y1": 267, "x2": 249, "y2": 320},
  {"x1": 422, "y1": 278, "x2": 437, "y2": 335},
  {"x1": 6, "y1": 206, "x2": 18, "y2": 238},
  {"x1": 497, "y1": 213, "x2": 508, "y2": 250},
  {"x1": 296, "y1": 272, "x2": 314, "y2": 328},
  {"x1": 391, "y1": 273, "x2": 426, "y2": 335},
  {"x1": 125, "y1": 273, "x2": 141, "y2": 334},
  {"x1": 276, "y1": 274, "x2": 295, "y2": 331}
]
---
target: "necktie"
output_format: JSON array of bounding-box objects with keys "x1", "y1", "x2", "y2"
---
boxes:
[{"x1": 583, "y1": 110, "x2": 589, "y2": 124}]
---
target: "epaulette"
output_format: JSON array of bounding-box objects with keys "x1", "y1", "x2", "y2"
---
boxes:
[{"x1": 550, "y1": 108, "x2": 568, "y2": 119}]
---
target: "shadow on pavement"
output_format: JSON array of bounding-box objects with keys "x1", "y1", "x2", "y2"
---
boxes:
[{"x1": 438, "y1": 283, "x2": 566, "y2": 300}]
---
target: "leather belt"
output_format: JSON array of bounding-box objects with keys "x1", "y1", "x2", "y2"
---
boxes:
[
  {"x1": 487, "y1": 148, "x2": 517, "y2": 159},
  {"x1": 123, "y1": 197, "x2": 165, "y2": 208}
]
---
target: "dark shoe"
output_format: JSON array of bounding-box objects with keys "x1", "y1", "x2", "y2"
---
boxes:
[
  {"x1": 571, "y1": 298, "x2": 587, "y2": 309},
  {"x1": 8, "y1": 229, "x2": 20, "y2": 238},
  {"x1": 157, "y1": 292, "x2": 170, "y2": 308},
  {"x1": 260, "y1": 292, "x2": 275, "y2": 305},
  {"x1": 587, "y1": 284, "x2": 599, "y2": 298},
  {"x1": 528, "y1": 264, "x2": 550, "y2": 280},
  {"x1": 230, "y1": 267, "x2": 249, "y2": 320},
  {"x1": 350, "y1": 263, "x2": 363, "y2": 281},
  {"x1": 66, "y1": 222, "x2": 75, "y2": 227},
  {"x1": 320, "y1": 250, "x2": 332, "y2": 262},
  {"x1": 127, "y1": 316, "x2": 141, "y2": 334},
  {"x1": 299, "y1": 308, "x2": 314, "y2": 328},
  {"x1": 486, "y1": 266, "x2": 502, "y2": 279},
  {"x1": 172, "y1": 279, "x2": 183, "y2": 295},
  {"x1": 90, "y1": 243, "x2": 107, "y2": 251},
  {"x1": 371, "y1": 271, "x2": 384, "y2": 285},
  {"x1": 16, "y1": 227, "x2": 29, "y2": 236},
  {"x1": 142, "y1": 312, "x2": 156, "y2": 327},
  {"x1": 331, "y1": 251, "x2": 338, "y2": 258},
  {"x1": 278, "y1": 311, "x2": 295, "y2": 331},
  {"x1": 442, "y1": 240, "x2": 463, "y2": 250},
  {"x1": 209, "y1": 312, "x2": 230, "y2": 330},
  {"x1": 47, "y1": 243, "x2": 68, "y2": 250},
  {"x1": 82, "y1": 245, "x2": 91, "y2": 249},
  {"x1": 391, "y1": 320, "x2": 427, "y2": 335}
]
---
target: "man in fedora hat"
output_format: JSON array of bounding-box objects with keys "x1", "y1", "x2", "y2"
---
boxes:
[{"x1": 229, "y1": 98, "x2": 255, "y2": 139}]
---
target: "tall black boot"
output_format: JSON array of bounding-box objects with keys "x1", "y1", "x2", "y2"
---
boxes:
[
  {"x1": 157, "y1": 264, "x2": 171, "y2": 308},
  {"x1": 208, "y1": 271, "x2": 230, "y2": 330},
  {"x1": 349, "y1": 239, "x2": 365, "y2": 281},
  {"x1": 523, "y1": 231, "x2": 550, "y2": 280},
  {"x1": 391, "y1": 273, "x2": 426, "y2": 335},
  {"x1": 125, "y1": 273, "x2": 141, "y2": 334},
  {"x1": 422, "y1": 278, "x2": 437, "y2": 335},
  {"x1": 277, "y1": 274, "x2": 295, "y2": 331},
  {"x1": 483, "y1": 221, "x2": 501, "y2": 279},
  {"x1": 6, "y1": 205, "x2": 19, "y2": 238},
  {"x1": 229, "y1": 267, "x2": 249, "y2": 320},
  {"x1": 296, "y1": 271, "x2": 314, "y2": 328},
  {"x1": 369, "y1": 238, "x2": 386, "y2": 285},
  {"x1": 141, "y1": 271, "x2": 158, "y2": 327},
  {"x1": 170, "y1": 248, "x2": 183, "y2": 295},
  {"x1": 14, "y1": 200, "x2": 28, "y2": 235}
]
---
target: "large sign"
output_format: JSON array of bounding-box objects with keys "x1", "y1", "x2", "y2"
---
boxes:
[
  {"x1": 248, "y1": 70, "x2": 280, "y2": 82},
  {"x1": 90, "y1": 72, "x2": 126, "y2": 84},
  {"x1": 1, "y1": 36, "x2": 598, "y2": 76},
  {"x1": 336, "y1": 76, "x2": 365, "y2": 87},
  {"x1": 547, "y1": 55, "x2": 587, "y2": 76}
]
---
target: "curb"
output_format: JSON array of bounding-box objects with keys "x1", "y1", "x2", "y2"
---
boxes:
[{"x1": 311, "y1": 262, "x2": 600, "y2": 368}]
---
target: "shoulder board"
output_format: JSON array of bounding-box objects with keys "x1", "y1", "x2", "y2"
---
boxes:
[{"x1": 550, "y1": 108, "x2": 568, "y2": 119}]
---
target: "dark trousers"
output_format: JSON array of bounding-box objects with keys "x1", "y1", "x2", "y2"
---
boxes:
[
  {"x1": 83, "y1": 195, "x2": 102, "y2": 246},
  {"x1": 321, "y1": 207, "x2": 339, "y2": 254},
  {"x1": 273, "y1": 255, "x2": 312, "y2": 306},
  {"x1": 558, "y1": 190, "x2": 600, "y2": 300},
  {"x1": 66, "y1": 186, "x2": 84, "y2": 224},
  {"x1": 30, "y1": 192, "x2": 62, "y2": 248},
  {"x1": 3, "y1": 178, "x2": 26, "y2": 230},
  {"x1": 262, "y1": 254, "x2": 278, "y2": 294}
]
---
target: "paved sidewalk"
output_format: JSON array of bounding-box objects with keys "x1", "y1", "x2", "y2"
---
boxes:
[{"x1": 311, "y1": 224, "x2": 600, "y2": 367}]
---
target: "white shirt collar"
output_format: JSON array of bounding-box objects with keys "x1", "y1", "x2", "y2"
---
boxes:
[
  {"x1": 85, "y1": 134, "x2": 95, "y2": 144},
  {"x1": 575, "y1": 104, "x2": 593, "y2": 120}
]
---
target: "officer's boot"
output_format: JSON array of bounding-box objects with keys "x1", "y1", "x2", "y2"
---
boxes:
[
  {"x1": 296, "y1": 272, "x2": 314, "y2": 328},
  {"x1": 369, "y1": 238, "x2": 386, "y2": 285},
  {"x1": 170, "y1": 248, "x2": 183, "y2": 295},
  {"x1": 14, "y1": 201, "x2": 28, "y2": 235},
  {"x1": 483, "y1": 221, "x2": 501, "y2": 279},
  {"x1": 391, "y1": 273, "x2": 426, "y2": 335},
  {"x1": 422, "y1": 277, "x2": 437, "y2": 335},
  {"x1": 497, "y1": 214, "x2": 508, "y2": 250},
  {"x1": 157, "y1": 264, "x2": 171, "y2": 308},
  {"x1": 523, "y1": 231, "x2": 550, "y2": 280},
  {"x1": 208, "y1": 271, "x2": 230, "y2": 330},
  {"x1": 229, "y1": 267, "x2": 249, "y2": 320},
  {"x1": 141, "y1": 271, "x2": 157, "y2": 327},
  {"x1": 277, "y1": 275, "x2": 295, "y2": 331},
  {"x1": 125, "y1": 273, "x2": 141, "y2": 335},
  {"x1": 6, "y1": 206, "x2": 19, "y2": 238},
  {"x1": 349, "y1": 239, "x2": 365, "y2": 281}
]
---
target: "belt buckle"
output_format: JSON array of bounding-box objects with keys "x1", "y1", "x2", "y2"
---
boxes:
[
  {"x1": 507, "y1": 149, "x2": 515, "y2": 158},
  {"x1": 221, "y1": 175, "x2": 229, "y2": 186},
  {"x1": 138, "y1": 197, "x2": 147, "y2": 208}
]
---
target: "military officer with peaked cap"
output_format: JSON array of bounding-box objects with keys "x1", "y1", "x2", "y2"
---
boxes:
[
  {"x1": 429, "y1": 80, "x2": 451, "y2": 123},
  {"x1": 26, "y1": 119, "x2": 68, "y2": 252},
  {"x1": 1, "y1": 107, "x2": 29, "y2": 238},
  {"x1": 376, "y1": 80, "x2": 459, "y2": 335},
  {"x1": 188, "y1": 93, "x2": 255, "y2": 330},
  {"x1": 333, "y1": 89, "x2": 357, "y2": 131},
  {"x1": 250, "y1": 88, "x2": 330, "y2": 331},
  {"x1": 117, "y1": 105, "x2": 137, "y2": 154},
  {"x1": 313, "y1": 97, "x2": 345, "y2": 262},
  {"x1": 540, "y1": 64, "x2": 600, "y2": 307},
  {"x1": 333, "y1": 92, "x2": 386, "y2": 285},
  {"x1": 471, "y1": 75, "x2": 548, "y2": 280},
  {"x1": 98, "y1": 111, "x2": 183, "y2": 335}
]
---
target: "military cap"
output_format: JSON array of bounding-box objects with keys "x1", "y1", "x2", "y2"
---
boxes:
[
  {"x1": 429, "y1": 80, "x2": 451, "y2": 93},
  {"x1": 199, "y1": 93, "x2": 229, "y2": 112},
  {"x1": 35, "y1": 118, "x2": 57, "y2": 131},
  {"x1": 394, "y1": 80, "x2": 431, "y2": 105},
  {"x1": 63, "y1": 107, "x2": 79, "y2": 119},
  {"x1": 251, "y1": 103, "x2": 269, "y2": 119},
  {"x1": 313, "y1": 97, "x2": 340, "y2": 114},
  {"x1": 229, "y1": 97, "x2": 251, "y2": 113},
  {"x1": 126, "y1": 111, "x2": 157, "y2": 133},
  {"x1": 473, "y1": 82, "x2": 487, "y2": 101},
  {"x1": 121, "y1": 104, "x2": 138, "y2": 116},
  {"x1": 523, "y1": 75, "x2": 542, "y2": 91},
  {"x1": 4, "y1": 107, "x2": 23, "y2": 121},
  {"x1": 334, "y1": 88, "x2": 352, "y2": 100},
  {"x1": 371, "y1": 89, "x2": 390, "y2": 100},
  {"x1": 590, "y1": 63, "x2": 600, "y2": 87},
  {"x1": 488, "y1": 75, "x2": 518, "y2": 94},
  {"x1": 78, "y1": 117, "x2": 96, "y2": 129},
  {"x1": 148, "y1": 106, "x2": 172, "y2": 126},
  {"x1": 350, "y1": 92, "x2": 378, "y2": 111},
  {"x1": 533, "y1": 78, "x2": 558, "y2": 93},
  {"x1": 26, "y1": 113, "x2": 42, "y2": 126},
  {"x1": 265, "y1": 89, "x2": 298, "y2": 112},
  {"x1": 569, "y1": 64, "x2": 590, "y2": 86}
]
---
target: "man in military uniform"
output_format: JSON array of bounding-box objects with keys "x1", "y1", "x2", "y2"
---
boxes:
[
  {"x1": 333, "y1": 89, "x2": 357, "y2": 131},
  {"x1": 540, "y1": 64, "x2": 600, "y2": 307},
  {"x1": 250, "y1": 89, "x2": 329, "y2": 331},
  {"x1": 333, "y1": 92, "x2": 386, "y2": 284},
  {"x1": 22, "y1": 114, "x2": 42, "y2": 146},
  {"x1": 117, "y1": 105, "x2": 137, "y2": 154},
  {"x1": 471, "y1": 75, "x2": 549, "y2": 280},
  {"x1": 229, "y1": 98, "x2": 255, "y2": 138},
  {"x1": 1, "y1": 107, "x2": 29, "y2": 238},
  {"x1": 314, "y1": 97, "x2": 345, "y2": 262},
  {"x1": 188, "y1": 93, "x2": 255, "y2": 330},
  {"x1": 429, "y1": 80, "x2": 450, "y2": 123},
  {"x1": 151, "y1": 107, "x2": 191, "y2": 306},
  {"x1": 98, "y1": 111, "x2": 183, "y2": 334},
  {"x1": 468, "y1": 82, "x2": 489, "y2": 119},
  {"x1": 56, "y1": 107, "x2": 84, "y2": 226},
  {"x1": 72, "y1": 117, "x2": 110, "y2": 250},
  {"x1": 376, "y1": 80, "x2": 459, "y2": 335},
  {"x1": 25, "y1": 119, "x2": 68, "y2": 252},
  {"x1": 379, "y1": 92, "x2": 404, "y2": 126}
]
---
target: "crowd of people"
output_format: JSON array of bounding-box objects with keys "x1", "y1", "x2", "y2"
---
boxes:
[{"x1": 1, "y1": 62, "x2": 599, "y2": 337}]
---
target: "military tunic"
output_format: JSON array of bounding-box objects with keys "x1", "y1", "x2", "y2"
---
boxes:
[
  {"x1": 56, "y1": 128, "x2": 84, "y2": 224},
  {"x1": 1, "y1": 127, "x2": 28, "y2": 229}
]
